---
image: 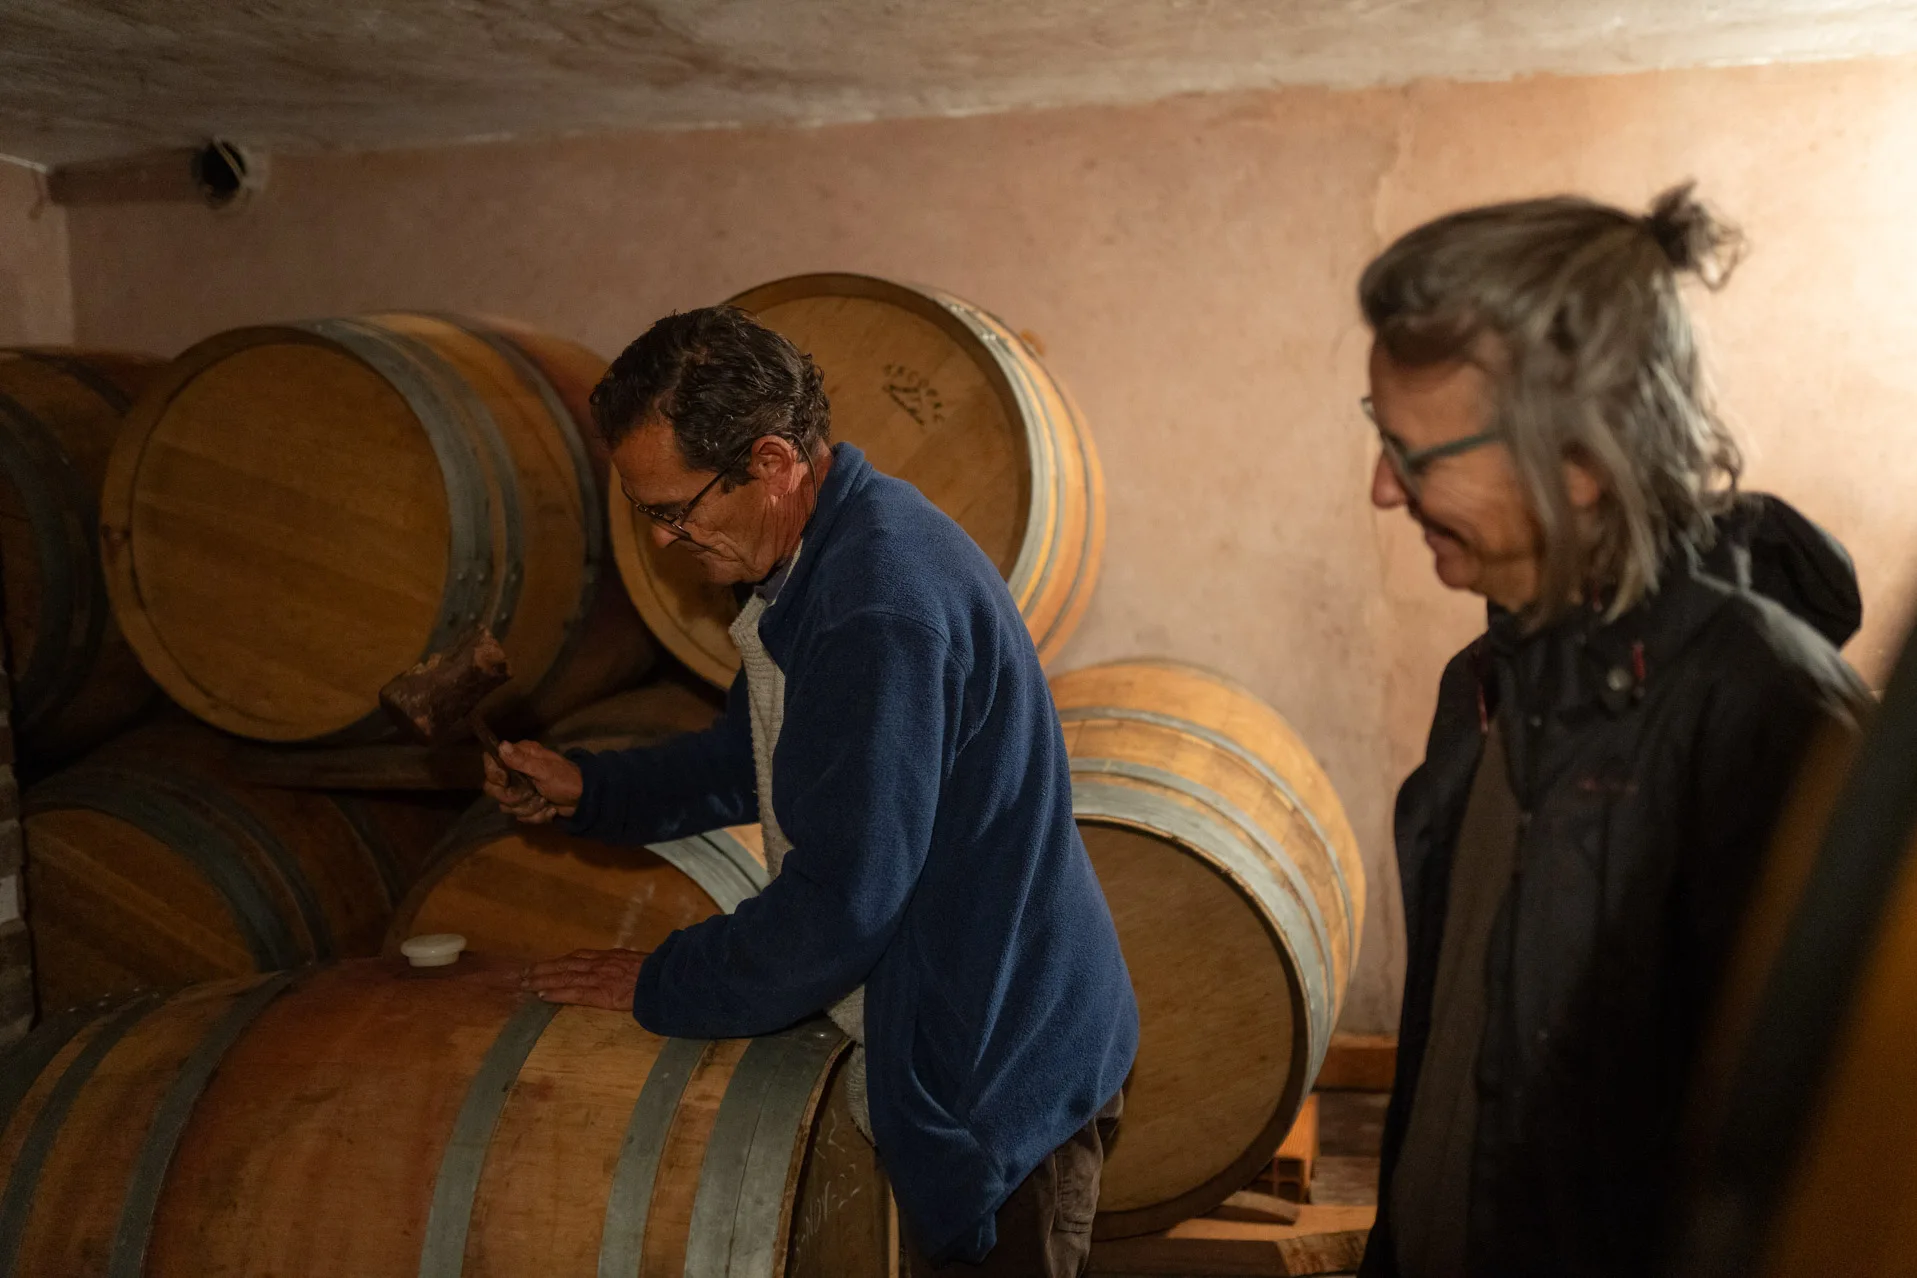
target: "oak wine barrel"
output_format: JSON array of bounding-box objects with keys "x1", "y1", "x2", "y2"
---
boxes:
[
  {"x1": 22, "y1": 725, "x2": 456, "y2": 1013},
  {"x1": 100, "y1": 314, "x2": 654, "y2": 744},
  {"x1": 0, "y1": 958, "x2": 892, "y2": 1276},
  {"x1": 611, "y1": 274, "x2": 1103, "y2": 686},
  {"x1": 1677, "y1": 623, "x2": 1917, "y2": 1278},
  {"x1": 388, "y1": 683, "x2": 767, "y2": 959},
  {"x1": 388, "y1": 813, "x2": 766, "y2": 963},
  {"x1": 0, "y1": 349, "x2": 163, "y2": 763},
  {"x1": 328, "y1": 789, "x2": 471, "y2": 899},
  {"x1": 1051, "y1": 659, "x2": 1366, "y2": 1239},
  {"x1": 0, "y1": 649, "x2": 25, "y2": 1049},
  {"x1": 542, "y1": 678, "x2": 725, "y2": 746}
]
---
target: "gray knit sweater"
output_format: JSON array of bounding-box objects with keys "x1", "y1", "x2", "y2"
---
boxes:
[{"x1": 728, "y1": 575, "x2": 871, "y2": 1136}]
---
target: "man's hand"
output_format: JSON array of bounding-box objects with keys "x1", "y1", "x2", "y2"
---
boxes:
[
  {"x1": 482, "y1": 740, "x2": 584, "y2": 824},
  {"x1": 522, "y1": 947, "x2": 649, "y2": 1010}
]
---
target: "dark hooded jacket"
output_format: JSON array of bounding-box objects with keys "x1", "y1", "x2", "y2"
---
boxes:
[
  {"x1": 1361, "y1": 495, "x2": 1872, "y2": 1278},
  {"x1": 1700, "y1": 492, "x2": 1863, "y2": 650}
]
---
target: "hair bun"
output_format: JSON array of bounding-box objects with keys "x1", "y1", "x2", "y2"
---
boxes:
[{"x1": 1644, "y1": 182, "x2": 1746, "y2": 289}]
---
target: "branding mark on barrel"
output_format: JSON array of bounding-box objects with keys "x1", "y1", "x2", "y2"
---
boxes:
[{"x1": 882, "y1": 365, "x2": 943, "y2": 429}]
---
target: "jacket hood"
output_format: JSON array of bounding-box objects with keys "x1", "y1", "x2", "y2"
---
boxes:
[{"x1": 1703, "y1": 492, "x2": 1862, "y2": 648}]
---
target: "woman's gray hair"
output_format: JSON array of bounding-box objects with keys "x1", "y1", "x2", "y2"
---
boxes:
[{"x1": 1360, "y1": 182, "x2": 1747, "y2": 623}]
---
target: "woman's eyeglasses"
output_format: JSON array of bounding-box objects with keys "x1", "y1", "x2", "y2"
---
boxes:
[{"x1": 1362, "y1": 397, "x2": 1501, "y2": 500}]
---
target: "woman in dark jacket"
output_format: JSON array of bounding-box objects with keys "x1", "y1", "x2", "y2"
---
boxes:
[{"x1": 1355, "y1": 185, "x2": 1871, "y2": 1278}]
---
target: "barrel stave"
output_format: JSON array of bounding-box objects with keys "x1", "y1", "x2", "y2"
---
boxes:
[
  {"x1": 111, "y1": 332, "x2": 453, "y2": 739},
  {"x1": 1076, "y1": 815, "x2": 1302, "y2": 1219},
  {"x1": 245, "y1": 783, "x2": 396, "y2": 958},
  {"x1": 542, "y1": 681, "x2": 721, "y2": 748},
  {"x1": 937, "y1": 296, "x2": 1102, "y2": 662},
  {"x1": 385, "y1": 688, "x2": 744, "y2": 959},
  {"x1": 477, "y1": 322, "x2": 610, "y2": 439},
  {"x1": 101, "y1": 318, "x2": 647, "y2": 744},
  {"x1": 374, "y1": 316, "x2": 588, "y2": 717},
  {"x1": 1055, "y1": 664, "x2": 1362, "y2": 893},
  {"x1": 23, "y1": 805, "x2": 256, "y2": 1009},
  {"x1": 463, "y1": 1007, "x2": 662, "y2": 1276},
  {"x1": 327, "y1": 791, "x2": 467, "y2": 908},
  {"x1": 787, "y1": 1056, "x2": 896, "y2": 1278},
  {"x1": 1052, "y1": 658, "x2": 1364, "y2": 1240},
  {"x1": 390, "y1": 818, "x2": 725, "y2": 959},
  {"x1": 0, "y1": 350, "x2": 163, "y2": 762},
  {"x1": 147, "y1": 964, "x2": 497, "y2": 1275},
  {"x1": 11, "y1": 981, "x2": 230, "y2": 1275},
  {"x1": 24, "y1": 727, "x2": 440, "y2": 1011},
  {"x1": 1060, "y1": 713, "x2": 1352, "y2": 995},
  {"x1": 0, "y1": 1011, "x2": 117, "y2": 1201},
  {"x1": 1038, "y1": 381, "x2": 1104, "y2": 665},
  {"x1": 0, "y1": 961, "x2": 890, "y2": 1277},
  {"x1": 642, "y1": 1037, "x2": 752, "y2": 1274},
  {"x1": 1054, "y1": 660, "x2": 1363, "y2": 1008},
  {"x1": 514, "y1": 577, "x2": 657, "y2": 735}
]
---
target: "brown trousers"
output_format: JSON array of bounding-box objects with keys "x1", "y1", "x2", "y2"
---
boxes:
[{"x1": 905, "y1": 1091, "x2": 1124, "y2": 1278}]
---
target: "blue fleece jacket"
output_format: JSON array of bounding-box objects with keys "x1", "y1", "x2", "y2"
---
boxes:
[{"x1": 563, "y1": 443, "x2": 1138, "y2": 1262}]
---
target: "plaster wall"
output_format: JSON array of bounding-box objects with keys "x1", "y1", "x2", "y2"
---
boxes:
[
  {"x1": 59, "y1": 55, "x2": 1917, "y2": 1031},
  {"x1": 0, "y1": 160, "x2": 71, "y2": 346}
]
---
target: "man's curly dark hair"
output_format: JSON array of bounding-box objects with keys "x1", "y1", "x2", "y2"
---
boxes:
[{"x1": 590, "y1": 305, "x2": 831, "y2": 482}]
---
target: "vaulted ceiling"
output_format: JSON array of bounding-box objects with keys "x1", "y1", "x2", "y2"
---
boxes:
[{"x1": 6, "y1": 0, "x2": 1916, "y2": 165}]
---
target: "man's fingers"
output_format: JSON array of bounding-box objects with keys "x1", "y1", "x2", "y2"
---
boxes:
[
  {"x1": 490, "y1": 772, "x2": 536, "y2": 802},
  {"x1": 480, "y1": 753, "x2": 526, "y2": 807},
  {"x1": 499, "y1": 741, "x2": 586, "y2": 808},
  {"x1": 518, "y1": 946, "x2": 643, "y2": 1012},
  {"x1": 526, "y1": 960, "x2": 631, "y2": 984},
  {"x1": 500, "y1": 801, "x2": 549, "y2": 823},
  {"x1": 523, "y1": 959, "x2": 597, "y2": 984},
  {"x1": 501, "y1": 740, "x2": 560, "y2": 783},
  {"x1": 485, "y1": 742, "x2": 581, "y2": 816},
  {"x1": 524, "y1": 947, "x2": 642, "y2": 966},
  {"x1": 523, "y1": 950, "x2": 629, "y2": 981},
  {"x1": 531, "y1": 983, "x2": 626, "y2": 1010},
  {"x1": 547, "y1": 947, "x2": 623, "y2": 964},
  {"x1": 526, "y1": 949, "x2": 599, "y2": 968}
]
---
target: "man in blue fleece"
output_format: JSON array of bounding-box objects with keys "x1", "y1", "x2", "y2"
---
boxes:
[{"x1": 485, "y1": 305, "x2": 1138, "y2": 1276}]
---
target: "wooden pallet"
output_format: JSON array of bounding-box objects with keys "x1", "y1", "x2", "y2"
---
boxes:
[{"x1": 1316, "y1": 1034, "x2": 1397, "y2": 1092}]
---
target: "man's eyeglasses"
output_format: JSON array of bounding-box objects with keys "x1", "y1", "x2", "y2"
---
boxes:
[
  {"x1": 1362, "y1": 397, "x2": 1501, "y2": 500},
  {"x1": 623, "y1": 438, "x2": 758, "y2": 540}
]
